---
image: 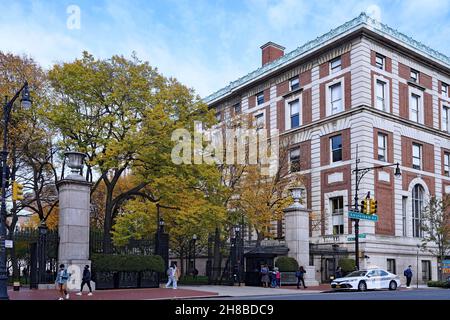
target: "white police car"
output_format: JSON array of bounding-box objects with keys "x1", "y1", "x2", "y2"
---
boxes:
[{"x1": 331, "y1": 268, "x2": 401, "y2": 291}]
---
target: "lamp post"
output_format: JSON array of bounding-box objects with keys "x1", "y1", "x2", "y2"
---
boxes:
[
  {"x1": 0, "y1": 82, "x2": 32, "y2": 300},
  {"x1": 416, "y1": 244, "x2": 420, "y2": 289},
  {"x1": 352, "y1": 148, "x2": 401, "y2": 270},
  {"x1": 234, "y1": 225, "x2": 241, "y2": 285},
  {"x1": 192, "y1": 234, "x2": 197, "y2": 276}
]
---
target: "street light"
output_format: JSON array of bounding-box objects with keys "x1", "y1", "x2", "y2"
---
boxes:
[
  {"x1": 352, "y1": 146, "x2": 401, "y2": 270},
  {"x1": 192, "y1": 234, "x2": 197, "y2": 275},
  {"x1": 1, "y1": 81, "x2": 32, "y2": 300},
  {"x1": 416, "y1": 244, "x2": 420, "y2": 289}
]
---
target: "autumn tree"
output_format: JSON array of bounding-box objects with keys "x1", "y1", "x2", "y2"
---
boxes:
[
  {"x1": 45, "y1": 52, "x2": 216, "y2": 252},
  {"x1": 421, "y1": 195, "x2": 450, "y2": 281}
]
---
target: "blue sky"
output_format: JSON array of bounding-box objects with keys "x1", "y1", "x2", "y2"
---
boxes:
[{"x1": 1, "y1": 0, "x2": 450, "y2": 97}]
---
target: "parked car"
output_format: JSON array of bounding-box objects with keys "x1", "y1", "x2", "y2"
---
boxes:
[{"x1": 331, "y1": 268, "x2": 401, "y2": 291}]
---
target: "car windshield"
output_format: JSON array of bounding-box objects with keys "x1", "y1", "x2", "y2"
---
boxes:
[{"x1": 345, "y1": 271, "x2": 367, "y2": 277}]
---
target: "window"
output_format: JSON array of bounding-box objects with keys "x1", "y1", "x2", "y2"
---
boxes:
[
  {"x1": 402, "y1": 196, "x2": 407, "y2": 237},
  {"x1": 289, "y1": 148, "x2": 300, "y2": 172},
  {"x1": 330, "y1": 83, "x2": 343, "y2": 114},
  {"x1": 410, "y1": 93, "x2": 421, "y2": 123},
  {"x1": 256, "y1": 92, "x2": 264, "y2": 105},
  {"x1": 422, "y1": 261, "x2": 432, "y2": 281},
  {"x1": 330, "y1": 57, "x2": 342, "y2": 73},
  {"x1": 290, "y1": 77, "x2": 300, "y2": 91},
  {"x1": 387, "y1": 259, "x2": 396, "y2": 274},
  {"x1": 444, "y1": 152, "x2": 450, "y2": 176},
  {"x1": 442, "y1": 82, "x2": 448, "y2": 96},
  {"x1": 442, "y1": 105, "x2": 450, "y2": 132},
  {"x1": 289, "y1": 100, "x2": 300, "y2": 128},
  {"x1": 410, "y1": 69, "x2": 419, "y2": 82},
  {"x1": 378, "y1": 133, "x2": 387, "y2": 161},
  {"x1": 330, "y1": 135, "x2": 343, "y2": 163},
  {"x1": 412, "y1": 143, "x2": 422, "y2": 170},
  {"x1": 331, "y1": 196, "x2": 344, "y2": 235},
  {"x1": 412, "y1": 184, "x2": 424, "y2": 238},
  {"x1": 376, "y1": 80, "x2": 387, "y2": 111},
  {"x1": 233, "y1": 103, "x2": 241, "y2": 115},
  {"x1": 255, "y1": 113, "x2": 264, "y2": 130},
  {"x1": 215, "y1": 112, "x2": 221, "y2": 122},
  {"x1": 375, "y1": 54, "x2": 385, "y2": 69}
]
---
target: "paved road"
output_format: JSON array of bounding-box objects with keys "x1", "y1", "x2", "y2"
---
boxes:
[{"x1": 205, "y1": 288, "x2": 450, "y2": 300}]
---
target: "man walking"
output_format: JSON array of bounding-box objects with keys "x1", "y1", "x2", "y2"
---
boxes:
[
  {"x1": 404, "y1": 265, "x2": 413, "y2": 288},
  {"x1": 165, "y1": 262, "x2": 178, "y2": 289},
  {"x1": 76, "y1": 265, "x2": 93, "y2": 296}
]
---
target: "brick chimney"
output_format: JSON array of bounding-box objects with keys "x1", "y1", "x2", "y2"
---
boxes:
[{"x1": 260, "y1": 42, "x2": 285, "y2": 66}]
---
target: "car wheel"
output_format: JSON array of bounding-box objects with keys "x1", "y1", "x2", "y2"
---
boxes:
[
  {"x1": 389, "y1": 281, "x2": 397, "y2": 291},
  {"x1": 358, "y1": 281, "x2": 367, "y2": 292}
]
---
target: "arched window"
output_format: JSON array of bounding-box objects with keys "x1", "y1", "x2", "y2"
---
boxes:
[{"x1": 412, "y1": 184, "x2": 424, "y2": 237}]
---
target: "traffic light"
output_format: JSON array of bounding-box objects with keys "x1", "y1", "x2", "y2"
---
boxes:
[
  {"x1": 370, "y1": 199, "x2": 378, "y2": 214},
  {"x1": 12, "y1": 181, "x2": 24, "y2": 201},
  {"x1": 360, "y1": 200, "x2": 367, "y2": 214}
]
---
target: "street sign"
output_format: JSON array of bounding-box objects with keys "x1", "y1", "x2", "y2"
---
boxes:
[
  {"x1": 347, "y1": 234, "x2": 367, "y2": 241},
  {"x1": 4, "y1": 240, "x2": 13, "y2": 249},
  {"x1": 348, "y1": 211, "x2": 378, "y2": 221}
]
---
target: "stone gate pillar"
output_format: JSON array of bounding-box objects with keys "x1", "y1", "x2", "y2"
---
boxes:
[
  {"x1": 284, "y1": 187, "x2": 319, "y2": 286},
  {"x1": 57, "y1": 152, "x2": 92, "y2": 290}
]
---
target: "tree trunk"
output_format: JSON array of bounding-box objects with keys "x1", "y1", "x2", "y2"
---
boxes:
[
  {"x1": 102, "y1": 189, "x2": 114, "y2": 253},
  {"x1": 212, "y1": 228, "x2": 222, "y2": 282}
]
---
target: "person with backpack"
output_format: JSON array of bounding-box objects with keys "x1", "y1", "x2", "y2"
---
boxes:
[
  {"x1": 404, "y1": 265, "x2": 413, "y2": 288},
  {"x1": 76, "y1": 265, "x2": 93, "y2": 296},
  {"x1": 295, "y1": 266, "x2": 308, "y2": 289},
  {"x1": 55, "y1": 264, "x2": 71, "y2": 300},
  {"x1": 165, "y1": 262, "x2": 178, "y2": 289}
]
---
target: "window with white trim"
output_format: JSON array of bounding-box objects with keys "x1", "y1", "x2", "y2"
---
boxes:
[
  {"x1": 402, "y1": 196, "x2": 407, "y2": 237},
  {"x1": 290, "y1": 77, "x2": 300, "y2": 91},
  {"x1": 256, "y1": 92, "x2": 264, "y2": 105},
  {"x1": 289, "y1": 147, "x2": 300, "y2": 172},
  {"x1": 330, "y1": 135, "x2": 342, "y2": 163},
  {"x1": 378, "y1": 133, "x2": 387, "y2": 161},
  {"x1": 330, "y1": 82, "x2": 343, "y2": 114},
  {"x1": 330, "y1": 196, "x2": 344, "y2": 235},
  {"x1": 375, "y1": 54, "x2": 385, "y2": 70},
  {"x1": 412, "y1": 184, "x2": 424, "y2": 238},
  {"x1": 376, "y1": 79, "x2": 387, "y2": 111},
  {"x1": 289, "y1": 99, "x2": 300, "y2": 129},
  {"x1": 442, "y1": 82, "x2": 448, "y2": 96},
  {"x1": 412, "y1": 143, "x2": 422, "y2": 170},
  {"x1": 330, "y1": 57, "x2": 342, "y2": 73},
  {"x1": 442, "y1": 105, "x2": 450, "y2": 132},
  {"x1": 410, "y1": 69, "x2": 419, "y2": 83},
  {"x1": 444, "y1": 152, "x2": 450, "y2": 176},
  {"x1": 410, "y1": 93, "x2": 421, "y2": 123}
]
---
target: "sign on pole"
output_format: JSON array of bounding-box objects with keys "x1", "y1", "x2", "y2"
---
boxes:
[
  {"x1": 348, "y1": 211, "x2": 379, "y2": 222},
  {"x1": 347, "y1": 234, "x2": 367, "y2": 241}
]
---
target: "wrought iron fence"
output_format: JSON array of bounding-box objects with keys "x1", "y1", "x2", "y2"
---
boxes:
[{"x1": 89, "y1": 230, "x2": 155, "y2": 256}]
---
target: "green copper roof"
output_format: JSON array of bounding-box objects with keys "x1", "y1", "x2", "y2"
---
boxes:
[{"x1": 204, "y1": 12, "x2": 450, "y2": 104}]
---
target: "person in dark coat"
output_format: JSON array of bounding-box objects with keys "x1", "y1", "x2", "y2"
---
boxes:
[
  {"x1": 404, "y1": 265, "x2": 413, "y2": 288},
  {"x1": 335, "y1": 266, "x2": 343, "y2": 279},
  {"x1": 295, "y1": 266, "x2": 308, "y2": 289},
  {"x1": 76, "y1": 265, "x2": 93, "y2": 296}
]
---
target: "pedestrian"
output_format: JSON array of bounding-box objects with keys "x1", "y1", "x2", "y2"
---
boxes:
[
  {"x1": 295, "y1": 266, "x2": 308, "y2": 289},
  {"x1": 260, "y1": 264, "x2": 269, "y2": 288},
  {"x1": 335, "y1": 266, "x2": 343, "y2": 279},
  {"x1": 76, "y1": 265, "x2": 93, "y2": 296},
  {"x1": 165, "y1": 262, "x2": 179, "y2": 289},
  {"x1": 275, "y1": 267, "x2": 281, "y2": 288},
  {"x1": 55, "y1": 264, "x2": 71, "y2": 300},
  {"x1": 404, "y1": 265, "x2": 413, "y2": 288},
  {"x1": 269, "y1": 268, "x2": 277, "y2": 288}
]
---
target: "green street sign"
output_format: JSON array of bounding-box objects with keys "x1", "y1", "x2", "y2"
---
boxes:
[
  {"x1": 348, "y1": 211, "x2": 379, "y2": 222},
  {"x1": 347, "y1": 234, "x2": 367, "y2": 241}
]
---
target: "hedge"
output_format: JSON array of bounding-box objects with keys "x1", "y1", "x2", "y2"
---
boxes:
[
  {"x1": 275, "y1": 256, "x2": 299, "y2": 272},
  {"x1": 179, "y1": 275, "x2": 209, "y2": 285},
  {"x1": 91, "y1": 254, "x2": 165, "y2": 273},
  {"x1": 427, "y1": 280, "x2": 450, "y2": 288},
  {"x1": 338, "y1": 258, "x2": 356, "y2": 273}
]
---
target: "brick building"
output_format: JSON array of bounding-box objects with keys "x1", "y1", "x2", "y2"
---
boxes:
[{"x1": 205, "y1": 13, "x2": 450, "y2": 284}]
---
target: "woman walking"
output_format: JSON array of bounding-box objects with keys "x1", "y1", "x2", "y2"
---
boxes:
[
  {"x1": 295, "y1": 266, "x2": 308, "y2": 289},
  {"x1": 260, "y1": 264, "x2": 270, "y2": 288},
  {"x1": 55, "y1": 264, "x2": 71, "y2": 300}
]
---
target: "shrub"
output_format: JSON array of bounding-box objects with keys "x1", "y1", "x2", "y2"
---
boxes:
[
  {"x1": 427, "y1": 280, "x2": 449, "y2": 288},
  {"x1": 91, "y1": 254, "x2": 165, "y2": 273},
  {"x1": 338, "y1": 258, "x2": 356, "y2": 274},
  {"x1": 275, "y1": 256, "x2": 299, "y2": 272},
  {"x1": 179, "y1": 275, "x2": 209, "y2": 285}
]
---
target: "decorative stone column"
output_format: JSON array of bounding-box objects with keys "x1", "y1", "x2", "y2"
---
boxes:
[
  {"x1": 284, "y1": 187, "x2": 319, "y2": 286},
  {"x1": 57, "y1": 152, "x2": 93, "y2": 291}
]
